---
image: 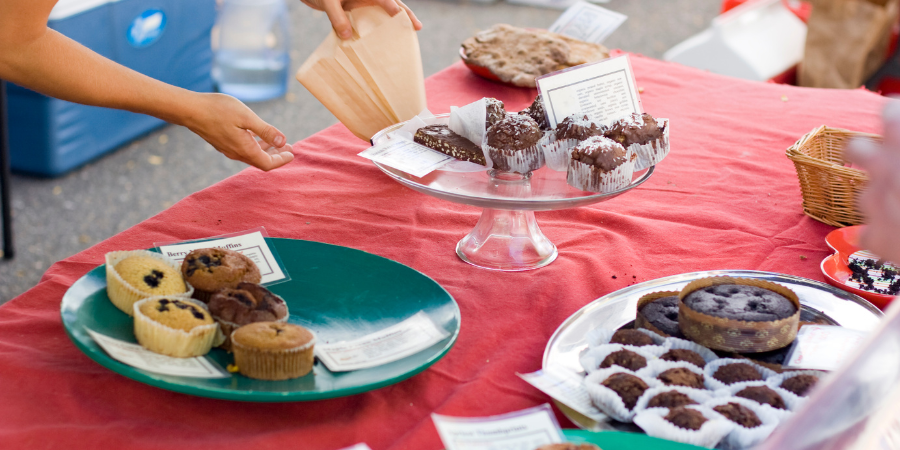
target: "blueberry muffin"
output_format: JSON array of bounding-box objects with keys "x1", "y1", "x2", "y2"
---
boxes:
[
  {"x1": 232, "y1": 321, "x2": 316, "y2": 380},
  {"x1": 133, "y1": 297, "x2": 218, "y2": 357},
  {"x1": 181, "y1": 247, "x2": 261, "y2": 302},
  {"x1": 106, "y1": 250, "x2": 191, "y2": 316}
]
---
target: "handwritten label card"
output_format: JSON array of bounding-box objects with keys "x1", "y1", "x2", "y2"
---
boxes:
[
  {"x1": 549, "y1": 2, "x2": 627, "y2": 44},
  {"x1": 87, "y1": 330, "x2": 229, "y2": 378},
  {"x1": 157, "y1": 231, "x2": 286, "y2": 284},
  {"x1": 519, "y1": 367, "x2": 608, "y2": 423},
  {"x1": 433, "y1": 404, "x2": 564, "y2": 450},
  {"x1": 359, "y1": 138, "x2": 453, "y2": 178},
  {"x1": 536, "y1": 55, "x2": 642, "y2": 128},
  {"x1": 784, "y1": 325, "x2": 869, "y2": 371}
]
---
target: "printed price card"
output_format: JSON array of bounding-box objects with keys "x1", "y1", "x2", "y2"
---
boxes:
[
  {"x1": 519, "y1": 367, "x2": 608, "y2": 423},
  {"x1": 432, "y1": 404, "x2": 564, "y2": 450},
  {"x1": 157, "y1": 230, "x2": 286, "y2": 284},
  {"x1": 536, "y1": 54, "x2": 642, "y2": 129},
  {"x1": 549, "y1": 2, "x2": 627, "y2": 44},
  {"x1": 359, "y1": 138, "x2": 453, "y2": 177},
  {"x1": 784, "y1": 325, "x2": 869, "y2": 371},
  {"x1": 87, "y1": 330, "x2": 229, "y2": 378}
]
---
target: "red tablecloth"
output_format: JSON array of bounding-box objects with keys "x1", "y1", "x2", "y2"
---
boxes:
[{"x1": 0, "y1": 55, "x2": 887, "y2": 449}]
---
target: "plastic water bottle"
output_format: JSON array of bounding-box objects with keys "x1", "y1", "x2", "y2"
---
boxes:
[{"x1": 212, "y1": 0, "x2": 291, "y2": 102}]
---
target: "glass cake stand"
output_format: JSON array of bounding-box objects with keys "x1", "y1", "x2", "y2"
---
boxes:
[{"x1": 370, "y1": 114, "x2": 654, "y2": 271}]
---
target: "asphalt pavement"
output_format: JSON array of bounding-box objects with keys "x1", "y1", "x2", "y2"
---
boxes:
[{"x1": 0, "y1": 0, "x2": 719, "y2": 303}]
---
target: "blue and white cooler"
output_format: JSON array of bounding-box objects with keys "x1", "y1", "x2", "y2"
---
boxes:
[{"x1": 7, "y1": 0, "x2": 216, "y2": 176}]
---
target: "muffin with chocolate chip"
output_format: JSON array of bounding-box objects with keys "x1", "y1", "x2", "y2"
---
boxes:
[
  {"x1": 106, "y1": 250, "x2": 191, "y2": 316},
  {"x1": 610, "y1": 329, "x2": 655, "y2": 347},
  {"x1": 658, "y1": 367, "x2": 705, "y2": 389},
  {"x1": 665, "y1": 406, "x2": 708, "y2": 431},
  {"x1": 713, "y1": 362, "x2": 764, "y2": 385},
  {"x1": 567, "y1": 136, "x2": 635, "y2": 193},
  {"x1": 736, "y1": 386, "x2": 786, "y2": 410},
  {"x1": 181, "y1": 247, "x2": 261, "y2": 302},
  {"x1": 781, "y1": 374, "x2": 819, "y2": 396},
  {"x1": 602, "y1": 372, "x2": 649, "y2": 410},
  {"x1": 208, "y1": 282, "x2": 289, "y2": 351},
  {"x1": 133, "y1": 297, "x2": 218, "y2": 357},
  {"x1": 713, "y1": 402, "x2": 762, "y2": 428},
  {"x1": 600, "y1": 349, "x2": 648, "y2": 371},
  {"x1": 485, "y1": 114, "x2": 545, "y2": 173}
]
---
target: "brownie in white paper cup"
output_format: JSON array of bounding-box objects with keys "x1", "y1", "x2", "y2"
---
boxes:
[
  {"x1": 638, "y1": 359, "x2": 708, "y2": 390},
  {"x1": 633, "y1": 385, "x2": 713, "y2": 415},
  {"x1": 543, "y1": 114, "x2": 607, "y2": 171},
  {"x1": 704, "y1": 396, "x2": 780, "y2": 450},
  {"x1": 704, "y1": 358, "x2": 777, "y2": 391},
  {"x1": 580, "y1": 344, "x2": 664, "y2": 373},
  {"x1": 606, "y1": 113, "x2": 669, "y2": 171},
  {"x1": 484, "y1": 114, "x2": 545, "y2": 174},
  {"x1": 585, "y1": 327, "x2": 666, "y2": 349},
  {"x1": 713, "y1": 380, "x2": 803, "y2": 420},
  {"x1": 567, "y1": 136, "x2": 635, "y2": 193},
  {"x1": 659, "y1": 337, "x2": 719, "y2": 369},
  {"x1": 633, "y1": 404, "x2": 734, "y2": 448},
  {"x1": 767, "y1": 370, "x2": 826, "y2": 397},
  {"x1": 584, "y1": 367, "x2": 663, "y2": 423}
]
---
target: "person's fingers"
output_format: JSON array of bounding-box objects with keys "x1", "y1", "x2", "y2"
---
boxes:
[
  {"x1": 372, "y1": 0, "x2": 401, "y2": 16},
  {"x1": 395, "y1": 0, "x2": 422, "y2": 30},
  {"x1": 322, "y1": 0, "x2": 353, "y2": 39},
  {"x1": 245, "y1": 117, "x2": 287, "y2": 150},
  {"x1": 846, "y1": 137, "x2": 881, "y2": 169}
]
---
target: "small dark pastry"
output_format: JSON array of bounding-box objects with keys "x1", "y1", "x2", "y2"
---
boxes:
[
  {"x1": 665, "y1": 406, "x2": 708, "y2": 431},
  {"x1": 736, "y1": 386, "x2": 786, "y2": 409},
  {"x1": 535, "y1": 444, "x2": 601, "y2": 450},
  {"x1": 647, "y1": 390, "x2": 699, "y2": 409},
  {"x1": 519, "y1": 94, "x2": 551, "y2": 131},
  {"x1": 639, "y1": 295, "x2": 683, "y2": 338},
  {"x1": 555, "y1": 114, "x2": 605, "y2": 141},
  {"x1": 599, "y1": 349, "x2": 648, "y2": 371},
  {"x1": 780, "y1": 374, "x2": 818, "y2": 396},
  {"x1": 485, "y1": 97, "x2": 507, "y2": 129},
  {"x1": 485, "y1": 114, "x2": 544, "y2": 173},
  {"x1": 683, "y1": 284, "x2": 797, "y2": 322},
  {"x1": 713, "y1": 362, "x2": 763, "y2": 385},
  {"x1": 414, "y1": 124, "x2": 486, "y2": 166},
  {"x1": 609, "y1": 329, "x2": 655, "y2": 347},
  {"x1": 658, "y1": 367, "x2": 705, "y2": 389},
  {"x1": 181, "y1": 247, "x2": 261, "y2": 302},
  {"x1": 713, "y1": 402, "x2": 762, "y2": 428},
  {"x1": 570, "y1": 136, "x2": 628, "y2": 172},
  {"x1": 605, "y1": 112, "x2": 663, "y2": 147},
  {"x1": 660, "y1": 349, "x2": 707, "y2": 368},
  {"x1": 208, "y1": 282, "x2": 289, "y2": 351},
  {"x1": 601, "y1": 372, "x2": 649, "y2": 410}
]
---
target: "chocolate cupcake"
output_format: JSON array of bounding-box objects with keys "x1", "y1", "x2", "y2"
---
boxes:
[
  {"x1": 567, "y1": 136, "x2": 635, "y2": 193},
  {"x1": 600, "y1": 349, "x2": 648, "y2": 371},
  {"x1": 602, "y1": 372, "x2": 650, "y2": 410},
  {"x1": 713, "y1": 402, "x2": 762, "y2": 428},
  {"x1": 556, "y1": 114, "x2": 605, "y2": 141},
  {"x1": 780, "y1": 374, "x2": 819, "y2": 396},
  {"x1": 606, "y1": 112, "x2": 663, "y2": 147},
  {"x1": 665, "y1": 406, "x2": 708, "y2": 431},
  {"x1": 485, "y1": 114, "x2": 544, "y2": 173},
  {"x1": 735, "y1": 386, "x2": 786, "y2": 410},
  {"x1": 647, "y1": 390, "x2": 699, "y2": 409},
  {"x1": 658, "y1": 367, "x2": 705, "y2": 389},
  {"x1": 181, "y1": 248, "x2": 261, "y2": 302},
  {"x1": 636, "y1": 294, "x2": 683, "y2": 338},
  {"x1": 208, "y1": 282, "x2": 289, "y2": 351},
  {"x1": 610, "y1": 329, "x2": 655, "y2": 347},
  {"x1": 485, "y1": 97, "x2": 507, "y2": 129},
  {"x1": 519, "y1": 95, "x2": 551, "y2": 131},
  {"x1": 713, "y1": 362, "x2": 764, "y2": 385},
  {"x1": 660, "y1": 349, "x2": 707, "y2": 369}
]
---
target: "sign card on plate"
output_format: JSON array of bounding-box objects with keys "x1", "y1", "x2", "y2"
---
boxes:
[
  {"x1": 519, "y1": 367, "x2": 608, "y2": 423},
  {"x1": 783, "y1": 325, "x2": 869, "y2": 371},
  {"x1": 536, "y1": 54, "x2": 642, "y2": 128},
  {"x1": 432, "y1": 404, "x2": 564, "y2": 450},
  {"x1": 359, "y1": 138, "x2": 453, "y2": 178},
  {"x1": 157, "y1": 230, "x2": 287, "y2": 285},
  {"x1": 87, "y1": 330, "x2": 229, "y2": 378},
  {"x1": 549, "y1": 2, "x2": 627, "y2": 44}
]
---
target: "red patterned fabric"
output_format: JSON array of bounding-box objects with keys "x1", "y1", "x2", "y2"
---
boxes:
[{"x1": 0, "y1": 55, "x2": 887, "y2": 449}]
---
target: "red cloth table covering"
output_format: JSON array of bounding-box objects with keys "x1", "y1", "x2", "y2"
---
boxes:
[{"x1": 0, "y1": 55, "x2": 887, "y2": 449}]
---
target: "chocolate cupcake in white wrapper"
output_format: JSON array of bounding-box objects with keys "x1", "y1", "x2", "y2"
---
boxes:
[
  {"x1": 133, "y1": 296, "x2": 218, "y2": 358},
  {"x1": 713, "y1": 380, "x2": 803, "y2": 422},
  {"x1": 660, "y1": 337, "x2": 719, "y2": 369},
  {"x1": 567, "y1": 136, "x2": 635, "y2": 193},
  {"x1": 579, "y1": 344, "x2": 665, "y2": 374},
  {"x1": 543, "y1": 114, "x2": 606, "y2": 171},
  {"x1": 633, "y1": 404, "x2": 734, "y2": 448},
  {"x1": 637, "y1": 359, "x2": 708, "y2": 390},
  {"x1": 585, "y1": 327, "x2": 666, "y2": 349},
  {"x1": 633, "y1": 385, "x2": 714, "y2": 415},
  {"x1": 584, "y1": 367, "x2": 663, "y2": 423},
  {"x1": 767, "y1": 370, "x2": 825, "y2": 397},
  {"x1": 704, "y1": 358, "x2": 777, "y2": 391},
  {"x1": 484, "y1": 114, "x2": 545, "y2": 174},
  {"x1": 703, "y1": 396, "x2": 780, "y2": 450},
  {"x1": 605, "y1": 113, "x2": 669, "y2": 171}
]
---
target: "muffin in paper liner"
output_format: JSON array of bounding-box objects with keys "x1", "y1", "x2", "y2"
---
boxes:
[
  {"x1": 704, "y1": 358, "x2": 777, "y2": 391},
  {"x1": 637, "y1": 359, "x2": 707, "y2": 390},
  {"x1": 583, "y1": 367, "x2": 663, "y2": 423},
  {"x1": 660, "y1": 337, "x2": 719, "y2": 368},
  {"x1": 703, "y1": 396, "x2": 780, "y2": 450},
  {"x1": 629, "y1": 118, "x2": 670, "y2": 171},
  {"x1": 585, "y1": 327, "x2": 666, "y2": 349},
  {"x1": 132, "y1": 297, "x2": 218, "y2": 358},
  {"x1": 485, "y1": 143, "x2": 545, "y2": 174},
  {"x1": 713, "y1": 380, "x2": 804, "y2": 422},
  {"x1": 208, "y1": 285, "x2": 290, "y2": 352},
  {"x1": 766, "y1": 369, "x2": 826, "y2": 397},
  {"x1": 633, "y1": 385, "x2": 714, "y2": 415},
  {"x1": 231, "y1": 322, "x2": 316, "y2": 381},
  {"x1": 566, "y1": 148, "x2": 636, "y2": 193},
  {"x1": 633, "y1": 404, "x2": 734, "y2": 448},
  {"x1": 541, "y1": 134, "x2": 580, "y2": 172},
  {"x1": 635, "y1": 290, "x2": 683, "y2": 338},
  {"x1": 677, "y1": 277, "x2": 801, "y2": 353},
  {"x1": 579, "y1": 343, "x2": 665, "y2": 373},
  {"x1": 106, "y1": 250, "x2": 193, "y2": 316}
]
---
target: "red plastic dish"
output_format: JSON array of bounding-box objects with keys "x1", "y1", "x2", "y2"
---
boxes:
[
  {"x1": 821, "y1": 226, "x2": 895, "y2": 309},
  {"x1": 459, "y1": 47, "x2": 510, "y2": 86}
]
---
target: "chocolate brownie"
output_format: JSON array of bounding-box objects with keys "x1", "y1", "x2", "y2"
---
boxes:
[
  {"x1": 660, "y1": 349, "x2": 706, "y2": 368},
  {"x1": 414, "y1": 124, "x2": 486, "y2": 166},
  {"x1": 713, "y1": 363, "x2": 763, "y2": 385},
  {"x1": 599, "y1": 349, "x2": 648, "y2": 371},
  {"x1": 658, "y1": 367, "x2": 705, "y2": 389},
  {"x1": 555, "y1": 114, "x2": 605, "y2": 141},
  {"x1": 609, "y1": 329, "x2": 655, "y2": 347},
  {"x1": 605, "y1": 112, "x2": 663, "y2": 147},
  {"x1": 520, "y1": 95, "x2": 551, "y2": 131},
  {"x1": 780, "y1": 374, "x2": 819, "y2": 397},
  {"x1": 713, "y1": 402, "x2": 762, "y2": 428},
  {"x1": 647, "y1": 390, "x2": 698, "y2": 409},
  {"x1": 683, "y1": 284, "x2": 796, "y2": 322},
  {"x1": 601, "y1": 372, "x2": 649, "y2": 410},
  {"x1": 570, "y1": 136, "x2": 628, "y2": 172},
  {"x1": 665, "y1": 406, "x2": 708, "y2": 431},
  {"x1": 485, "y1": 114, "x2": 542, "y2": 150},
  {"x1": 485, "y1": 97, "x2": 507, "y2": 129},
  {"x1": 736, "y1": 386, "x2": 786, "y2": 410},
  {"x1": 639, "y1": 295, "x2": 683, "y2": 338}
]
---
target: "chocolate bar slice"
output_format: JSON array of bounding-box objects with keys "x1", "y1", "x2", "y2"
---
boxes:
[{"x1": 414, "y1": 124, "x2": 486, "y2": 166}]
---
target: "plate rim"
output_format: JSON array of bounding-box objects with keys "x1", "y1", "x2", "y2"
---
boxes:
[{"x1": 60, "y1": 237, "x2": 461, "y2": 402}]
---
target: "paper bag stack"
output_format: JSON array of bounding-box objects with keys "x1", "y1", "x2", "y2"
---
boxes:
[{"x1": 296, "y1": 6, "x2": 427, "y2": 140}]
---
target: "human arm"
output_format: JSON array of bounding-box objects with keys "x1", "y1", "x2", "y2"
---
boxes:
[
  {"x1": 0, "y1": 0, "x2": 293, "y2": 171},
  {"x1": 298, "y1": 0, "x2": 422, "y2": 40}
]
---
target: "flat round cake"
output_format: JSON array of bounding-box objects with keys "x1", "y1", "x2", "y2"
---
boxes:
[{"x1": 683, "y1": 284, "x2": 796, "y2": 322}]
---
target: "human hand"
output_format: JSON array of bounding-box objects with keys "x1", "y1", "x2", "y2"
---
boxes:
[
  {"x1": 181, "y1": 93, "x2": 295, "y2": 171},
  {"x1": 846, "y1": 100, "x2": 900, "y2": 263},
  {"x1": 298, "y1": 0, "x2": 422, "y2": 40}
]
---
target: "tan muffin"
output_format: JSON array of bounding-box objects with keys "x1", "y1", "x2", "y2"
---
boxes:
[
  {"x1": 181, "y1": 248, "x2": 261, "y2": 302},
  {"x1": 133, "y1": 297, "x2": 218, "y2": 357},
  {"x1": 208, "y1": 282, "x2": 289, "y2": 351},
  {"x1": 106, "y1": 250, "x2": 191, "y2": 316},
  {"x1": 232, "y1": 322, "x2": 316, "y2": 380}
]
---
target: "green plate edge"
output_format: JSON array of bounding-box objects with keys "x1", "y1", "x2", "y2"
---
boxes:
[
  {"x1": 562, "y1": 429, "x2": 706, "y2": 449},
  {"x1": 60, "y1": 238, "x2": 461, "y2": 402}
]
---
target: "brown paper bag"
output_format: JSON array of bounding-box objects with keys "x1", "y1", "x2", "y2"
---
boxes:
[
  {"x1": 799, "y1": 0, "x2": 900, "y2": 89},
  {"x1": 296, "y1": 6, "x2": 427, "y2": 140}
]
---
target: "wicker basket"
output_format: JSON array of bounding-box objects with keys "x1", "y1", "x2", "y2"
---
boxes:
[{"x1": 786, "y1": 125, "x2": 878, "y2": 227}]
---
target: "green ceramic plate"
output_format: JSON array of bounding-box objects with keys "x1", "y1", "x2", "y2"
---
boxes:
[
  {"x1": 61, "y1": 238, "x2": 460, "y2": 402},
  {"x1": 562, "y1": 429, "x2": 705, "y2": 449}
]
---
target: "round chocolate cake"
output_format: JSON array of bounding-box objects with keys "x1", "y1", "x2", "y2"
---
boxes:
[
  {"x1": 713, "y1": 402, "x2": 762, "y2": 428},
  {"x1": 609, "y1": 329, "x2": 655, "y2": 347},
  {"x1": 601, "y1": 372, "x2": 649, "y2": 410},
  {"x1": 639, "y1": 295, "x2": 683, "y2": 338},
  {"x1": 647, "y1": 390, "x2": 699, "y2": 409},
  {"x1": 660, "y1": 349, "x2": 706, "y2": 368},
  {"x1": 665, "y1": 406, "x2": 708, "y2": 431},
  {"x1": 599, "y1": 349, "x2": 648, "y2": 371},
  {"x1": 658, "y1": 367, "x2": 705, "y2": 389},
  {"x1": 683, "y1": 284, "x2": 797, "y2": 322},
  {"x1": 735, "y1": 386, "x2": 786, "y2": 410}
]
